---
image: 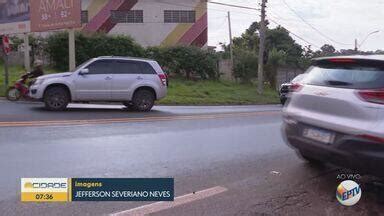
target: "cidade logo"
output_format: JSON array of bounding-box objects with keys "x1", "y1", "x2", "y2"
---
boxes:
[
  {"x1": 21, "y1": 178, "x2": 69, "y2": 202},
  {"x1": 336, "y1": 180, "x2": 362, "y2": 206},
  {"x1": 21, "y1": 178, "x2": 69, "y2": 192},
  {"x1": 27, "y1": 182, "x2": 67, "y2": 189},
  {"x1": 24, "y1": 182, "x2": 33, "y2": 189}
]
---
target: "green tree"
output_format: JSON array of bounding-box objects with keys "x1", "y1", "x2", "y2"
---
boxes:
[
  {"x1": 319, "y1": 44, "x2": 336, "y2": 56},
  {"x1": 265, "y1": 48, "x2": 287, "y2": 89},
  {"x1": 265, "y1": 26, "x2": 303, "y2": 66},
  {"x1": 227, "y1": 22, "x2": 303, "y2": 83},
  {"x1": 298, "y1": 45, "x2": 315, "y2": 69},
  {"x1": 233, "y1": 22, "x2": 260, "y2": 51},
  {"x1": 146, "y1": 46, "x2": 218, "y2": 80}
]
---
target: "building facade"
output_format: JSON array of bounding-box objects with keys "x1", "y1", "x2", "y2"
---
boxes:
[{"x1": 81, "y1": 0, "x2": 208, "y2": 47}]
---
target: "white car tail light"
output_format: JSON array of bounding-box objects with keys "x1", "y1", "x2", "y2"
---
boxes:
[
  {"x1": 357, "y1": 89, "x2": 384, "y2": 105},
  {"x1": 158, "y1": 74, "x2": 167, "y2": 86},
  {"x1": 290, "y1": 83, "x2": 303, "y2": 92}
]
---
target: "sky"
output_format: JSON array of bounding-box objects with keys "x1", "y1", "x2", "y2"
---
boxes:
[{"x1": 208, "y1": 0, "x2": 384, "y2": 52}]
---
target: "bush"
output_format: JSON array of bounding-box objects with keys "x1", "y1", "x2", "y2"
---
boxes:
[
  {"x1": 45, "y1": 32, "x2": 218, "y2": 79},
  {"x1": 145, "y1": 46, "x2": 218, "y2": 80},
  {"x1": 233, "y1": 49, "x2": 258, "y2": 83},
  {"x1": 45, "y1": 32, "x2": 144, "y2": 71}
]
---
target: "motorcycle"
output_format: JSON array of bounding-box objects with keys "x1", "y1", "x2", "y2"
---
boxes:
[{"x1": 6, "y1": 74, "x2": 31, "y2": 101}]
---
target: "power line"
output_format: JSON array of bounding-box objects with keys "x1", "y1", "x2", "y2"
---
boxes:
[
  {"x1": 269, "y1": 18, "x2": 321, "y2": 49},
  {"x1": 159, "y1": 1, "x2": 323, "y2": 49},
  {"x1": 281, "y1": 0, "x2": 352, "y2": 46},
  {"x1": 210, "y1": 15, "x2": 229, "y2": 20},
  {"x1": 157, "y1": 1, "x2": 257, "y2": 15},
  {"x1": 268, "y1": 9, "x2": 301, "y2": 22},
  {"x1": 208, "y1": 1, "x2": 260, "y2": 11},
  {"x1": 205, "y1": 1, "x2": 324, "y2": 49},
  {"x1": 210, "y1": 16, "x2": 229, "y2": 36}
]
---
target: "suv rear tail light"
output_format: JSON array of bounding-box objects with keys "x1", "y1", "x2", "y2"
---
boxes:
[
  {"x1": 359, "y1": 134, "x2": 384, "y2": 144},
  {"x1": 158, "y1": 74, "x2": 167, "y2": 86},
  {"x1": 290, "y1": 83, "x2": 303, "y2": 92},
  {"x1": 357, "y1": 89, "x2": 384, "y2": 104}
]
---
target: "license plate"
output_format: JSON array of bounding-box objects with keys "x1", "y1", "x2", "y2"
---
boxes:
[{"x1": 303, "y1": 127, "x2": 335, "y2": 144}]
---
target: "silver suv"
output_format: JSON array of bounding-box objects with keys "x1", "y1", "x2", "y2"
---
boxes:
[
  {"x1": 29, "y1": 57, "x2": 168, "y2": 112},
  {"x1": 282, "y1": 55, "x2": 384, "y2": 177}
]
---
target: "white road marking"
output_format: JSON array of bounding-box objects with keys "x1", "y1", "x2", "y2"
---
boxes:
[{"x1": 110, "y1": 186, "x2": 228, "y2": 216}]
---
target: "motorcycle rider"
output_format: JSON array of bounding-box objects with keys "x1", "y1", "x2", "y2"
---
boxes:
[
  {"x1": 27, "y1": 60, "x2": 44, "y2": 79},
  {"x1": 25, "y1": 60, "x2": 44, "y2": 86},
  {"x1": 6, "y1": 60, "x2": 45, "y2": 101}
]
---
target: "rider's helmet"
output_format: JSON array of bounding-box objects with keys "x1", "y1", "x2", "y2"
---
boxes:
[{"x1": 33, "y1": 60, "x2": 43, "y2": 68}]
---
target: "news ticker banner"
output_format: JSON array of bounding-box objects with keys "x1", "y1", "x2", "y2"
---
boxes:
[{"x1": 21, "y1": 178, "x2": 174, "y2": 202}]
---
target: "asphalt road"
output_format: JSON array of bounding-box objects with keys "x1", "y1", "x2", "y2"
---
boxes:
[{"x1": 0, "y1": 100, "x2": 383, "y2": 216}]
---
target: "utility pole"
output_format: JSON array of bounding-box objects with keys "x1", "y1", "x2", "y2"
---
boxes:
[
  {"x1": 24, "y1": 33, "x2": 31, "y2": 71},
  {"x1": 258, "y1": 0, "x2": 267, "y2": 94},
  {"x1": 69, "y1": 29, "x2": 76, "y2": 71},
  {"x1": 2, "y1": 35, "x2": 10, "y2": 90},
  {"x1": 4, "y1": 54, "x2": 9, "y2": 89},
  {"x1": 227, "y1": 11, "x2": 234, "y2": 74}
]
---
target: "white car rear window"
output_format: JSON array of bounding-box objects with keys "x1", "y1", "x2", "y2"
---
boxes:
[{"x1": 304, "y1": 64, "x2": 384, "y2": 89}]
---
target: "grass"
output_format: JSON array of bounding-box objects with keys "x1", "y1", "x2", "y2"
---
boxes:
[
  {"x1": 0, "y1": 64, "x2": 279, "y2": 105},
  {"x1": 158, "y1": 78, "x2": 279, "y2": 105},
  {"x1": 0, "y1": 64, "x2": 25, "y2": 95}
]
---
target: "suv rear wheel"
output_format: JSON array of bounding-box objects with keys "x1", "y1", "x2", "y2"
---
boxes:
[
  {"x1": 44, "y1": 86, "x2": 69, "y2": 111},
  {"x1": 132, "y1": 89, "x2": 155, "y2": 112},
  {"x1": 122, "y1": 102, "x2": 136, "y2": 111}
]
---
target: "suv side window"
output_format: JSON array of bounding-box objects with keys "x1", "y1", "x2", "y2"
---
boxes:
[
  {"x1": 86, "y1": 60, "x2": 114, "y2": 74},
  {"x1": 140, "y1": 62, "x2": 157, "y2": 74},
  {"x1": 113, "y1": 60, "x2": 142, "y2": 74}
]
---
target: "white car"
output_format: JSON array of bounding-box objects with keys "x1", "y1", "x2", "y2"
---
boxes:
[
  {"x1": 29, "y1": 57, "x2": 168, "y2": 112},
  {"x1": 282, "y1": 55, "x2": 384, "y2": 177}
]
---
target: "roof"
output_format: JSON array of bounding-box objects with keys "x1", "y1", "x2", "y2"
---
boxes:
[
  {"x1": 95, "y1": 56, "x2": 156, "y2": 62},
  {"x1": 314, "y1": 55, "x2": 384, "y2": 62}
]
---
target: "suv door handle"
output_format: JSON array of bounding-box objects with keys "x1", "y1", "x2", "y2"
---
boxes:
[
  {"x1": 105, "y1": 76, "x2": 112, "y2": 80},
  {"x1": 136, "y1": 76, "x2": 143, "y2": 80}
]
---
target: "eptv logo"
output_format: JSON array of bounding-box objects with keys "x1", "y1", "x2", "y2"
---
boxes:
[{"x1": 336, "y1": 180, "x2": 362, "y2": 206}]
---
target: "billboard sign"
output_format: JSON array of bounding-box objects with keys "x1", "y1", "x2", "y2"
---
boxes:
[
  {"x1": 0, "y1": 0, "x2": 31, "y2": 34},
  {"x1": 30, "y1": 0, "x2": 81, "y2": 32}
]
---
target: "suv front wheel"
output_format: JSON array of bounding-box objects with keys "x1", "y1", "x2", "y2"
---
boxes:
[
  {"x1": 132, "y1": 89, "x2": 155, "y2": 112},
  {"x1": 44, "y1": 86, "x2": 70, "y2": 111}
]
